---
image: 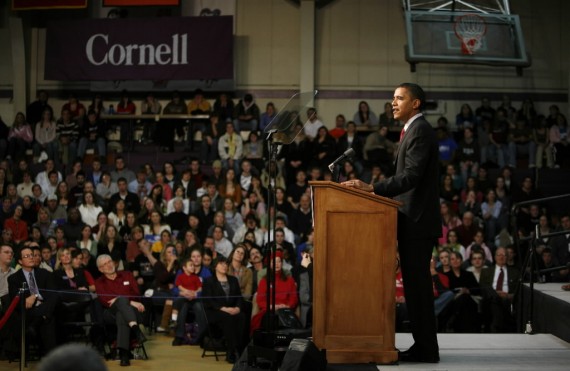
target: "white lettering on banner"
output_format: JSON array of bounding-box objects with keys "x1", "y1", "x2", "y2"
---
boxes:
[{"x1": 85, "y1": 33, "x2": 188, "y2": 66}]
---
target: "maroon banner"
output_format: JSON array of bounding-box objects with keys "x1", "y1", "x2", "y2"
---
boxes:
[
  {"x1": 45, "y1": 16, "x2": 233, "y2": 81},
  {"x1": 103, "y1": 0, "x2": 179, "y2": 5},
  {"x1": 12, "y1": 0, "x2": 86, "y2": 10}
]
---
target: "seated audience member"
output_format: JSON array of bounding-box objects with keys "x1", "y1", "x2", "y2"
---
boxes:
[
  {"x1": 218, "y1": 122, "x2": 243, "y2": 173},
  {"x1": 8, "y1": 246, "x2": 59, "y2": 354},
  {"x1": 94, "y1": 254, "x2": 147, "y2": 367},
  {"x1": 172, "y1": 248, "x2": 211, "y2": 345},
  {"x1": 248, "y1": 245, "x2": 265, "y2": 295},
  {"x1": 78, "y1": 109, "x2": 106, "y2": 159},
  {"x1": 7, "y1": 112, "x2": 34, "y2": 161},
  {"x1": 353, "y1": 100, "x2": 378, "y2": 128},
  {"x1": 171, "y1": 257, "x2": 202, "y2": 345},
  {"x1": 251, "y1": 251, "x2": 298, "y2": 334},
  {"x1": 480, "y1": 189, "x2": 505, "y2": 249},
  {"x1": 202, "y1": 258, "x2": 245, "y2": 363},
  {"x1": 464, "y1": 231, "x2": 494, "y2": 264},
  {"x1": 466, "y1": 250, "x2": 487, "y2": 282},
  {"x1": 4, "y1": 204, "x2": 29, "y2": 245},
  {"x1": 479, "y1": 247, "x2": 521, "y2": 333},
  {"x1": 233, "y1": 93, "x2": 260, "y2": 133},
  {"x1": 232, "y1": 213, "x2": 264, "y2": 246},
  {"x1": 537, "y1": 247, "x2": 567, "y2": 283},
  {"x1": 289, "y1": 194, "x2": 313, "y2": 242},
  {"x1": 0, "y1": 244, "x2": 15, "y2": 312},
  {"x1": 444, "y1": 251, "x2": 481, "y2": 333}
]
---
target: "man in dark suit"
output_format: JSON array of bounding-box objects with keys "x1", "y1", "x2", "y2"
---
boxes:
[
  {"x1": 8, "y1": 246, "x2": 59, "y2": 353},
  {"x1": 480, "y1": 246, "x2": 521, "y2": 332},
  {"x1": 343, "y1": 83, "x2": 441, "y2": 363},
  {"x1": 550, "y1": 214, "x2": 570, "y2": 270}
]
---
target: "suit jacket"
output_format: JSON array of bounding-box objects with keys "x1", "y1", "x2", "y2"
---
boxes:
[
  {"x1": 8, "y1": 268, "x2": 58, "y2": 314},
  {"x1": 202, "y1": 274, "x2": 243, "y2": 313},
  {"x1": 373, "y1": 116, "x2": 441, "y2": 240},
  {"x1": 479, "y1": 265, "x2": 521, "y2": 295}
]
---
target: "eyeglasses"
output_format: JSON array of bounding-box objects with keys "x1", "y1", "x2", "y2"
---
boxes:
[{"x1": 21, "y1": 254, "x2": 34, "y2": 259}]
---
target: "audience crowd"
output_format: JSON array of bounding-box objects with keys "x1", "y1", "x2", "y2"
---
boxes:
[{"x1": 0, "y1": 90, "x2": 569, "y2": 364}]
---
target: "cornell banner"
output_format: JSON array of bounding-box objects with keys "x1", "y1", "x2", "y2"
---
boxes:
[{"x1": 45, "y1": 16, "x2": 233, "y2": 81}]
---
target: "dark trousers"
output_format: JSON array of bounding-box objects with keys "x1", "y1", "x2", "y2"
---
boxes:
[
  {"x1": 103, "y1": 296, "x2": 140, "y2": 351},
  {"x1": 398, "y1": 238, "x2": 439, "y2": 356},
  {"x1": 11, "y1": 299, "x2": 58, "y2": 353},
  {"x1": 482, "y1": 293, "x2": 514, "y2": 333},
  {"x1": 174, "y1": 299, "x2": 207, "y2": 341},
  {"x1": 206, "y1": 309, "x2": 245, "y2": 354}
]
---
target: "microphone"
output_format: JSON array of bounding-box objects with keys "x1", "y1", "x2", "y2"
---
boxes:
[{"x1": 328, "y1": 148, "x2": 355, "y2": 172}]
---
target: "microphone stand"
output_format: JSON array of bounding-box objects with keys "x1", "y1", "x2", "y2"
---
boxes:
[{"x1": 247, "y1": 131, "x2": 282, "y2": 370}]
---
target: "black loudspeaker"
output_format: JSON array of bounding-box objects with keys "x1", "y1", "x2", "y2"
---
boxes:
[{"x1": 280, "y1": 338, "x2": 327, "y2": 371}]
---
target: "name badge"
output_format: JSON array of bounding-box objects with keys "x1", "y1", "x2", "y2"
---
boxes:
[{"x1": 123, "y1": 281, "x2": 130, "y2": 286}]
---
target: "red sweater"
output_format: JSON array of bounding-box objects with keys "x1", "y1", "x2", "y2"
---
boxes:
[
  {"x1": 4, "y1": 218, "x2": 28, "y2": 243},
  {"x1": 95, "y1": 270, "x2": 140, "y2": 308},
  {"x1": 256, "y1": 274, "x2": 298, "y2": 312}
]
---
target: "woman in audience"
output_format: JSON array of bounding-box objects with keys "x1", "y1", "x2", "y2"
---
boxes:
[
  {"x1": 143, "y1": 210, "x2": 171, "y2": 244},
  {"x1": 65, "y1": 160, "x2": 83, "y2": 190},
  {"x1": 137, "y1": 197, "x2": 160, "y2": 226},
  {"x1": 223, "y1": 197, "x2": 244, "y2": 236},
  {"x1": 154, "y1": 171, "x2": 173, "y2": 202},
  {"x1": 436, "y1": 248, "x2": 452, "y2": 274},
  {"x1": 97, "y1": 225, "x2": 126, "y2": 266},
  {"x1": 54, "y1": 247, "x2": 90, "y2": 292},
  {"x1": 166, "y1": 185, "x2": 190, "y2": 214},
  {"x1": 162, "y1": 162, "x2": 178, "y2": 189},
  {"x1": 379, "y1": 101, "x2": 398, "y2": 127},
  {"x1": 228, "y1": 243, "x2": 253, "y2": 346},
  {"x1": 218, "y1": 168, "x2": 242, "y2": 207},
  {"x1": 251, "y1": 251, "x2": 298, "y2": 334},
  {"x1": 55, "y1": 181, "x2": 71, "y2": 210},
  {"x1": 312, "y1": 126, "x2": 335, "y2": 170},
  {"x1": 455, "y1": 103, "x2": 476, "y2": 131},
  {"x1": 439, "y1": 201, "x2": 462, "y2": 246},
  {"x1": 125, "y1": 225, "x2": 144, "y2": 267},
  {"x1": 440, "y1": 174, "x2": 460, "y2": 210},
  {"x1": 108, "y1": 198, "x2": 127, "y2": 231},
  {"x1": 116, "y1": 91, "x2": 136, "y2": 114},
  {"x1": 460, "y1": 176, "x2": 484, "y2": 204},
  {"x1": 78, "y1": 191, "x2": 103, "y2": 228},
  {"x1": 481, "y1": 189, "x2": 504, "y2": 249},
  {"x1": 202, "y1": 257, "x2": 245, "y2": 363},
  {"x1": 442, "y1": 230, "x2": 466, "y2": 259},
  {"x1": 274, "y1": 187, "x2": 294, "y2": 223},
  {"x1": 444, "y1": 251, "x2": 481, "y2": 333},
  {"x1": 88, "y1": 94, "x2": 105, "y2": 118},
  {"x1": 353, "y1": 101, "x2": 378, "y2": 127},
  {"x1": 150, "y1": 184, "x2": 166, "y2": 214},
  {"x1": 240, "y1": 191, "x2": 266, "y2": 229},
  {"x1": 247, "y1": 175, "x2": 268, "y2": 205},
  {"x1": 7, "y1": 112, "x2": 33, "y2": 161},
  {"x1": 226, "y1": 244, "x2": 251, "y2": 299},
  {"x1": 96, "y1": 171, "x2": 118, "y2": 208},
  {"x1": 91, "y1": 211, "x2": 109, "y2": 242},
  {"x1": 208, "y1": 210, "x2": 234, "y2": 242},
  {"x1": 242, "y1": 131, "x2": 265, "y2": 173},
  {"x1": 77, "y1": 224, "x2": 98, "y2": 257},
  {"x1": 259, "y1": 102, "x2": 277, "y2": 133},
  {"x1": 459, "y1": 189, "x2": 482, "y2": 220},
  {"x1": 34, "y1": 108, "x2": 58, "y2": 162},
  {"x1": 33, "y1": 206, "x2": 54, "y2": 240},
  {"x1": 464, "y1": 230, "x2": 494, "y2": 264},
  {"x1": 151, "y1": 229, "x2": 172, "y2": 257}
]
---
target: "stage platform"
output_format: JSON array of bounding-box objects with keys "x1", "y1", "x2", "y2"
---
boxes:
[
  {"x1": 521, "y1": 282, "x2": 570, "y2": 343},
  {"x1": 382, "y1": 333, "x2": 570, "y2": 371}
]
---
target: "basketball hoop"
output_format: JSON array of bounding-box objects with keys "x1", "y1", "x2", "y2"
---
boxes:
[{"x1": 454, "y1": 14, "x2": 487, "y2": 55}]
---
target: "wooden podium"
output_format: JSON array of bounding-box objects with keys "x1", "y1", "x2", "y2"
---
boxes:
[{"x1": 309, "y1": 181, "x2": 401, "y2": 364}]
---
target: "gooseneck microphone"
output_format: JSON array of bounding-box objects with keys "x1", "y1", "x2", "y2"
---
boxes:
[{"x1": 328, "y1": 148, "x2": 355, "y2": 173}]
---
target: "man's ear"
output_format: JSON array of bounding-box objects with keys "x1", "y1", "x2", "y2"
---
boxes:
[{"x1": 412, "y1": 99, "x2": 421, "y2": 110}]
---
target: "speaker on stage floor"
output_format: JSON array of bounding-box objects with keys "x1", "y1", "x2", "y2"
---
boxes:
[{"x1": 280, "y1": 338, "x2": 326, "y2": 371}]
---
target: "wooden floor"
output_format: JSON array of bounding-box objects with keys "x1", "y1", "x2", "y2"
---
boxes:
[
  {"x1": 4, "y1": 332, "x2": 570, "y2": 371},
  {"x1": 4, "y1": 333, "x2": 233, "y2": 371}
]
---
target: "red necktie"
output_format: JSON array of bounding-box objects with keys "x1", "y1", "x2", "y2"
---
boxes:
[
  {"x1": 399, "y1": 128, "x2": 406, "y2": 142},
  {"x1": 495, "y1": 268, "x2": 504, "y2": 291}
]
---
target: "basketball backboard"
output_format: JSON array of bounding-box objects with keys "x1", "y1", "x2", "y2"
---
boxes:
[{"x1": 402, "y1": 1, "x2": 531, "y2": 75}]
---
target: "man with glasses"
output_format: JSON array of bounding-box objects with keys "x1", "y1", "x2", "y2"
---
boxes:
[
  {"x1": 94, "y1": 254, "x2": 146, "y2": 367},
  {"x1": 8, "y1": 246, "x2": 58, "y2": 353},
  {"x1": 479, "y1": 246, "x2": 521, "y2": 333}
]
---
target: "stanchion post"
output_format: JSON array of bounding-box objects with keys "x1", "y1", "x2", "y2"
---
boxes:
[{"x1": 19, "y1": 282, "x2": 27, "y2": 370}]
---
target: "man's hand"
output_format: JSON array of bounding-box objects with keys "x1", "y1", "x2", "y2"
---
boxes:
[
  {"x1": 25, "y1": 295, "x2": 37, "y2": 309},
  {"x1": 131, "y1": 301, "x2": 145, "y2": 312},
  {"x1": 341, "y1": 179, "x2": 374, "y2": 193}
]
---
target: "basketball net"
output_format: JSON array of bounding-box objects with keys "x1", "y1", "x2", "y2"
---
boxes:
[{"x1": 454, "y1": 14, "x2": 487, "y2": 55}]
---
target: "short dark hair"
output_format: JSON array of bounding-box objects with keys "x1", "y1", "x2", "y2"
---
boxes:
[{"x1": 398, "y1": 82, "x2": 426, "y2": 110}]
